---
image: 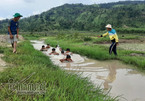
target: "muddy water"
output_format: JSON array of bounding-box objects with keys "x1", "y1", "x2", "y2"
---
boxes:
[{"x1": 31, "y1": 40, "x2": 145, "y2": 101}]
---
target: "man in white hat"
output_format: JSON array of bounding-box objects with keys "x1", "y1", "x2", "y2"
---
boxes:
[{"x1": 98, "y1": 24, "x2": 119, "y2": 56}]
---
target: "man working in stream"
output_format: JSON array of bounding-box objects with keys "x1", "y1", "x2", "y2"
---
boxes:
[
  {"x1": 98, "y1": 24, "x2": 119, "y2": 56},
  {"x1": 8, "y1": 13, "x2": 23, "y2": 53}
]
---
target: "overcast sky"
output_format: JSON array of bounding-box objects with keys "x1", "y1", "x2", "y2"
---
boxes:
[{"x1": 0, "y1": 0, "x2": 136, "y2": 20}]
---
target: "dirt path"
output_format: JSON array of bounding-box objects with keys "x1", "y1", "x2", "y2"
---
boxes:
[
  {"x1": 0, "y1": 35, "x2": 24, "y2": 71},
  {"x1": 93, "y1": 38, "x2": 145, "y2": 44},
  {"x1": 0, "y1": 35, "x2": 24, "y2": 47},
  {"x1": 97, "y1": 43, "x2": 145, "y2": 52},
  {"x1": 0, "y1": 54, "x2": 7, "y2": 72}
]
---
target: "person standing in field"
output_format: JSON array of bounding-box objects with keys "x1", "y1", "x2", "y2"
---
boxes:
[
  {"x1": 98, "y1": 24, "x2": 119, "y2": 56},
  {"x1": 8, "y1": 13, "x2": 23, "y2": 53}
]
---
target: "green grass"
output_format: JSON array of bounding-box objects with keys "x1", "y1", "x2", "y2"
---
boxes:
[
  {"x1": 45, "y1": 37, "x2": 145, "y2": 71},
  {"x1": 116, "y1": 28, "x2": 145, "y2": 34},
  {"x1": 0, "y1": 47, "x2": 5, "y2": 54},
  {"x1": 52, "y1": 30, "x2": 145, "y2": 44},
  {"x1": 92, "y1": 34, "x2": 143, "y2": 43},
  {"x1": 22, "y1": 34, "x2": 44, "y2": 40},
  {"x1": 0, "y1": 41, "x2": 116, "y2": 101},
  {"x1": 118, "y1": 34, "x2": 140, "y2": 40},
  {"x1": 92, "y1": 36, "x2": 110, "y2": 43}
]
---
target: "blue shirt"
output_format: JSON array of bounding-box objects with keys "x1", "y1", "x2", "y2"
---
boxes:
[
  {"x1": 108, "y1": 29, "x2": 116, "y2": 36},
  {"x1": 8, "y1": 20, "x2": 19, "y2": 35}
]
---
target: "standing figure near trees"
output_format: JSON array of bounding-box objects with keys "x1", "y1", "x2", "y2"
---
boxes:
[
  {"x1": 8, "y1": 13, "x2": 23, "y2": 53},
  {"x1": 98, "y1": 24, "x2": 119, "y2": 56}
]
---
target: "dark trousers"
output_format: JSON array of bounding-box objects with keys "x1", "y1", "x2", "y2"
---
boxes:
[{"x1": 109, "y1": 41, "x2": 117, "y2": 55}]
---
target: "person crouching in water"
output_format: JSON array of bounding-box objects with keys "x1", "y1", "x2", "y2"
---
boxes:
[
  {"x1": 40, "y1": 45, "x2": 48, "y2": 51},
  {"x1": 61, "y1": 50, "x2": 65, "y2": 55},
  {"x1": 46, "y1": 44, "x2": 50, "y2": 49},
  {"x1": 98, "y1": 24, "x2": 119, "y2": 56},
  {"x1": 60, "y1": 55, "x2": 73, "y2": 63},
  {"x1": 64, "y1": 48, "x2": 72, "y2": 55},
  {"x1": 49, "y1": 48, "x2": 59, "y2": 55}
]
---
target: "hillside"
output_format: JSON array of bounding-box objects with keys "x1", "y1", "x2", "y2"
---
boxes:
[{"x1": 1, "y1": 1, "x2": 145, "y2": 32}]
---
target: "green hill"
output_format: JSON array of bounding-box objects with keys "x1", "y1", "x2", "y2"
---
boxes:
[{"x1": 1, "y1": 1, "x2": 145, "y2": 33}]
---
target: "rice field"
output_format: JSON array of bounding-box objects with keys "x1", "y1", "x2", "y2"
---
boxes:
[{"x1": 100, "y1": 43, "x2": 145, "y2": 52}]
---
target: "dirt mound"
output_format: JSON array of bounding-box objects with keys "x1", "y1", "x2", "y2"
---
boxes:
[
  {"x1": 119, "y1": 39, "x2": 145, "y2": 43},
  {"x1": 93, "y1": 39, "x2": 145, "y2": 44},
  {"x1": 130, "y1": 53, "x2": 145, "y2": 57},
  {"x1": 0, "y1": 54, "x2": 7, "y2": 72}
]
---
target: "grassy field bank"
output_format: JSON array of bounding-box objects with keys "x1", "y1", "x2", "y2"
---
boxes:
[
  {"x1": 45, "y1": 37, "x2": 145, "y2": 71},
  {"x1": 0, "y1": 41, "x2": 116, "y2": 101}
]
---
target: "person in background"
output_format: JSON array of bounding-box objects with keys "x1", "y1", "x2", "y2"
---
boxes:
[
  {"x1": 61, "y1": 50, "x2": 65, "y2": 55},
  {"x1": 46, "y1": 44, "x2": 50, "y2": 49},
  {"x1": 64, "y1": 48, "x2": 73, "y2": 55},
  {"x1": 59, "y1": 47, "x2": 63, "y2": 52},
  {"x1": 56, "y1": 45, "x2": 59, "y2": 48},
  {"x1": 60, "y1": 55, "x2": 73, "y2": 63},
  {"x1": 56, "y1": 45, "x2": 61, "y2": 50},
  {"x1": 49, "y1": 48, "x2": 59, "y2": 55},
  {"x1": 8, "y1": 13, "x2": 23, "y2": 53},
  {"x1": 98, "y1": 24, "x2": 119, "y2": 56},
  {"x1": 40, "y1": 45, "x2": 48, "y2": 51}
]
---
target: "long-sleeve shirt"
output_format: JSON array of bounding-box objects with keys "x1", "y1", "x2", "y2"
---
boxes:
[{"x1": 101, "y1": 29, "x2": 119, "y2": 42}]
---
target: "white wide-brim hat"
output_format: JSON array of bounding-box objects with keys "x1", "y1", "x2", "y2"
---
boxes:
[{"x1": 105, "y1": 24, "x2": 112, "y2": 28}]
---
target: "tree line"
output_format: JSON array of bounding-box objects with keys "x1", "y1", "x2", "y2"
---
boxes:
[{"x1": 1, "y1": 1, "x2": 145, "y2": 33}]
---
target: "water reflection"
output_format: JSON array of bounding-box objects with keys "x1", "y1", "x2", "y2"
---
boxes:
[{"x1": 96, "y1": 64, "x2": 117, "y2": 90}]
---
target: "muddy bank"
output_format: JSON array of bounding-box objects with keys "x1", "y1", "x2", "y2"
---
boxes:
[
  {"x1": 0, "y1": 35, "x2": 24, "y2": 47},
  {"x1": 0, "y1": 35, "x2": 24, "y2": 42},
  {"x1": 130, "y1": 53, "x2": 145, "y2": 57},
  {"x1": 98, "y1": 43, "x2": 145, "y2": 52},
  {"x1": 0, "y1": 54, "x2": 7, "y2": 72},
  {"x1": 0, "y1": 35, "x2": 23, "y2": 71},
  {"x1": 93, "y1": 39, "x2": 145, "y2": 44}
]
